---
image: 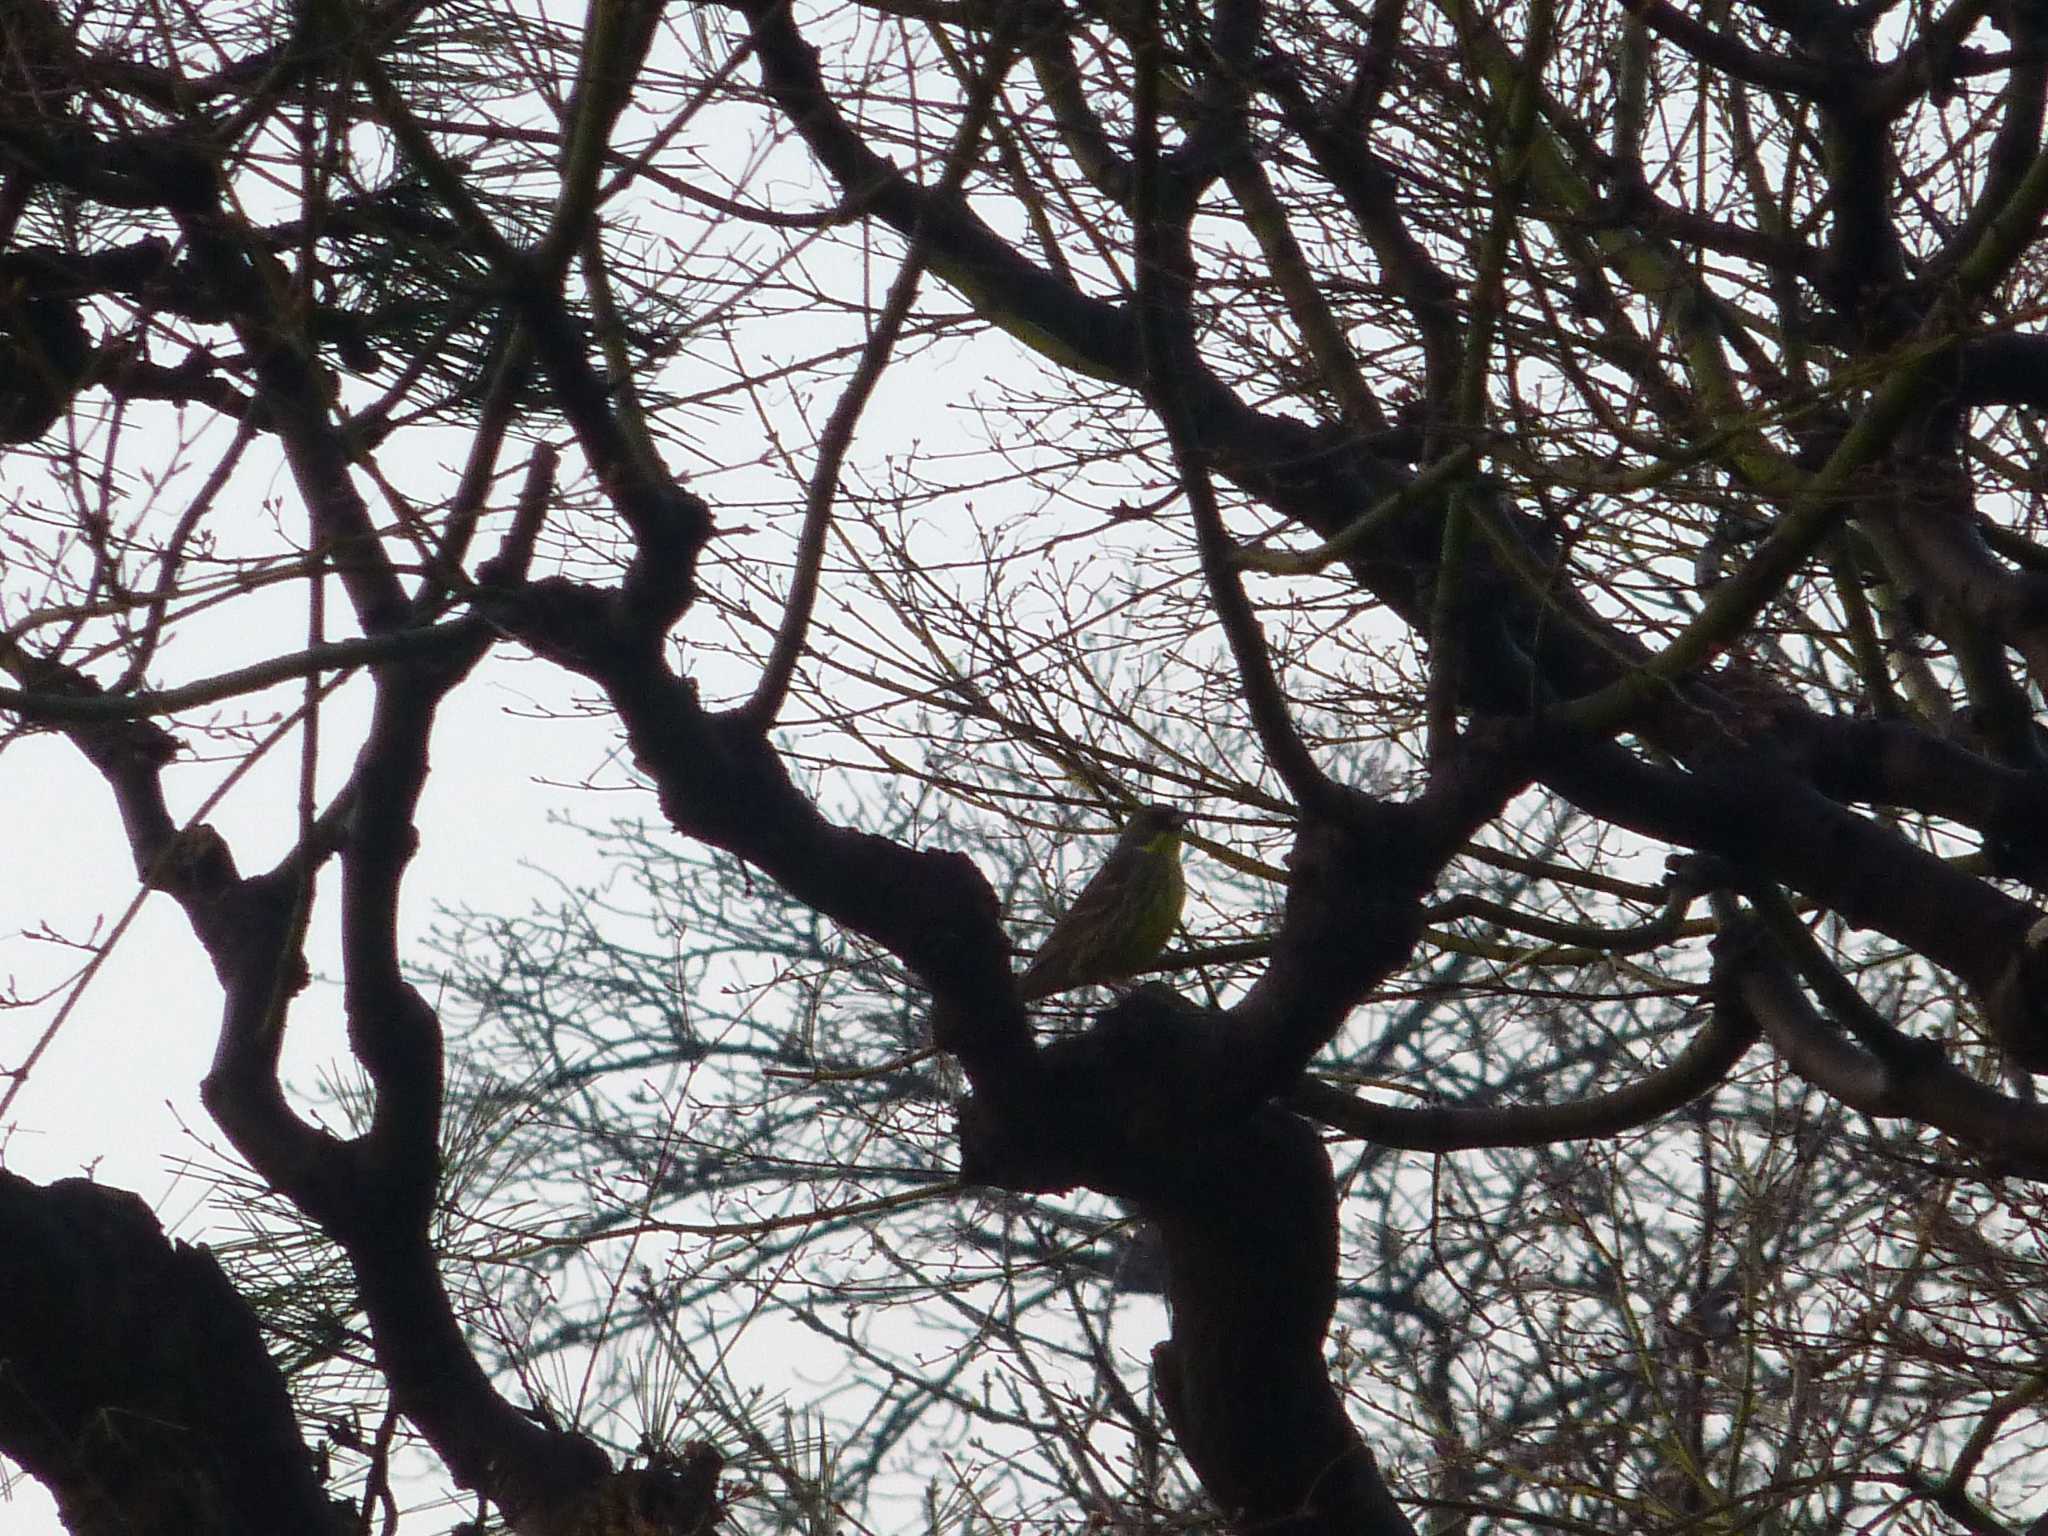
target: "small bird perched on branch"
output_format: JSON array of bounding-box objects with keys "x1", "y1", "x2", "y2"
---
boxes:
[{"x1": 1018, "y1": 805, "x2": 1189, "y2": 1001}]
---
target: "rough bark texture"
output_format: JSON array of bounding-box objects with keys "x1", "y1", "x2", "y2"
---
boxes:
[{"x1": 0, "y1": 1171, "x2": 351, "y2": 1536}]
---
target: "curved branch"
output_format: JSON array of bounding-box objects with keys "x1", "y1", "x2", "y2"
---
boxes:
[
  {"x1": 493, "y1": 577, "x2": 1027, "y2": 1083},
  {"x1": 1426, "y1": 873, "x2": 1697, "y2": 955},
  {"x1": 1292, "y1": 998, "x2": 1759, "y2": 1151},
  {"x1": 739, "y1": 196, "x2": 929, "y2": 729},
  {"x1": 1132, "y1": 6, "x2": 1335, "y2": 814},
  {"x1": 355, "y1": 40, "x2": 712, "y2": 610},
  {"x1": 1925, "y1": 1, "x2": 2048, "y2": 288},
  {"x1": 1622, "y1": 0, "x2": 1837, "y2": 95},
  {"x1": 1534, "y1": 733, "x2": 2048, "y2": 1058},
  {"x1": 1029, "y1": 18, "x2": 1134, "y2": 203},
  {"x1": 1717, "y1": 914, "x2": 2048, "y2": 1162},
  {"x1": 745, "y1": 31, "x2": 1016, "y2": 727},
  {"x1": 738, "y1": 0, "x2": 1143, "y2": 381},
  {"x1": 0, "y1": 621, "x2": 483, "y2": 721}
]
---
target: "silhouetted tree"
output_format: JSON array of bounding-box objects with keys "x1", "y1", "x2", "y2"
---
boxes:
[{"x1": 6, "y1": 0, "x2": 2048, "y2": 1531}]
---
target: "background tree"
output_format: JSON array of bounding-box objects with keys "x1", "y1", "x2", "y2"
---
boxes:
[{"x1": 6, "y1": 0, "x2": 2048, "y2": 1532}]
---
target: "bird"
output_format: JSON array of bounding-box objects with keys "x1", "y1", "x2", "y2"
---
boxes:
[{"x1": 1017, "y1": 805, "x2": 1189, "y2": 1002}]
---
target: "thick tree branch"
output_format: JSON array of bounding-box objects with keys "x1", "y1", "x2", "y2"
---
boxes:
[
  {"x1": 1534, "y1": 733, "x2": 2048, "y2": 1067},
  {"x1": 0, "y1": 1172, "x2": 350, "y2": 1536},
  {"x1": 492, "y1": 579, "x2": 1027, "y2": 1084},
  {"x1": 1715, "y1": 914, "x2": 2048, "y2": 1163},
  {"x1": 1294, "y1": 997, "x2": 1759, "y2": 1151}
]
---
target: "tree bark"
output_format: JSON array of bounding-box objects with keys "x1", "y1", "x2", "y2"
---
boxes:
[{"x1": 0, "y1": 1170, "x2": 351, "y2": 1536}]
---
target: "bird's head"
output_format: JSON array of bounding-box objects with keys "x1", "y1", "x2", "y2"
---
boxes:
[{"x1": 1124, "y1": 804, "x2": 1188, "y2": 853}]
